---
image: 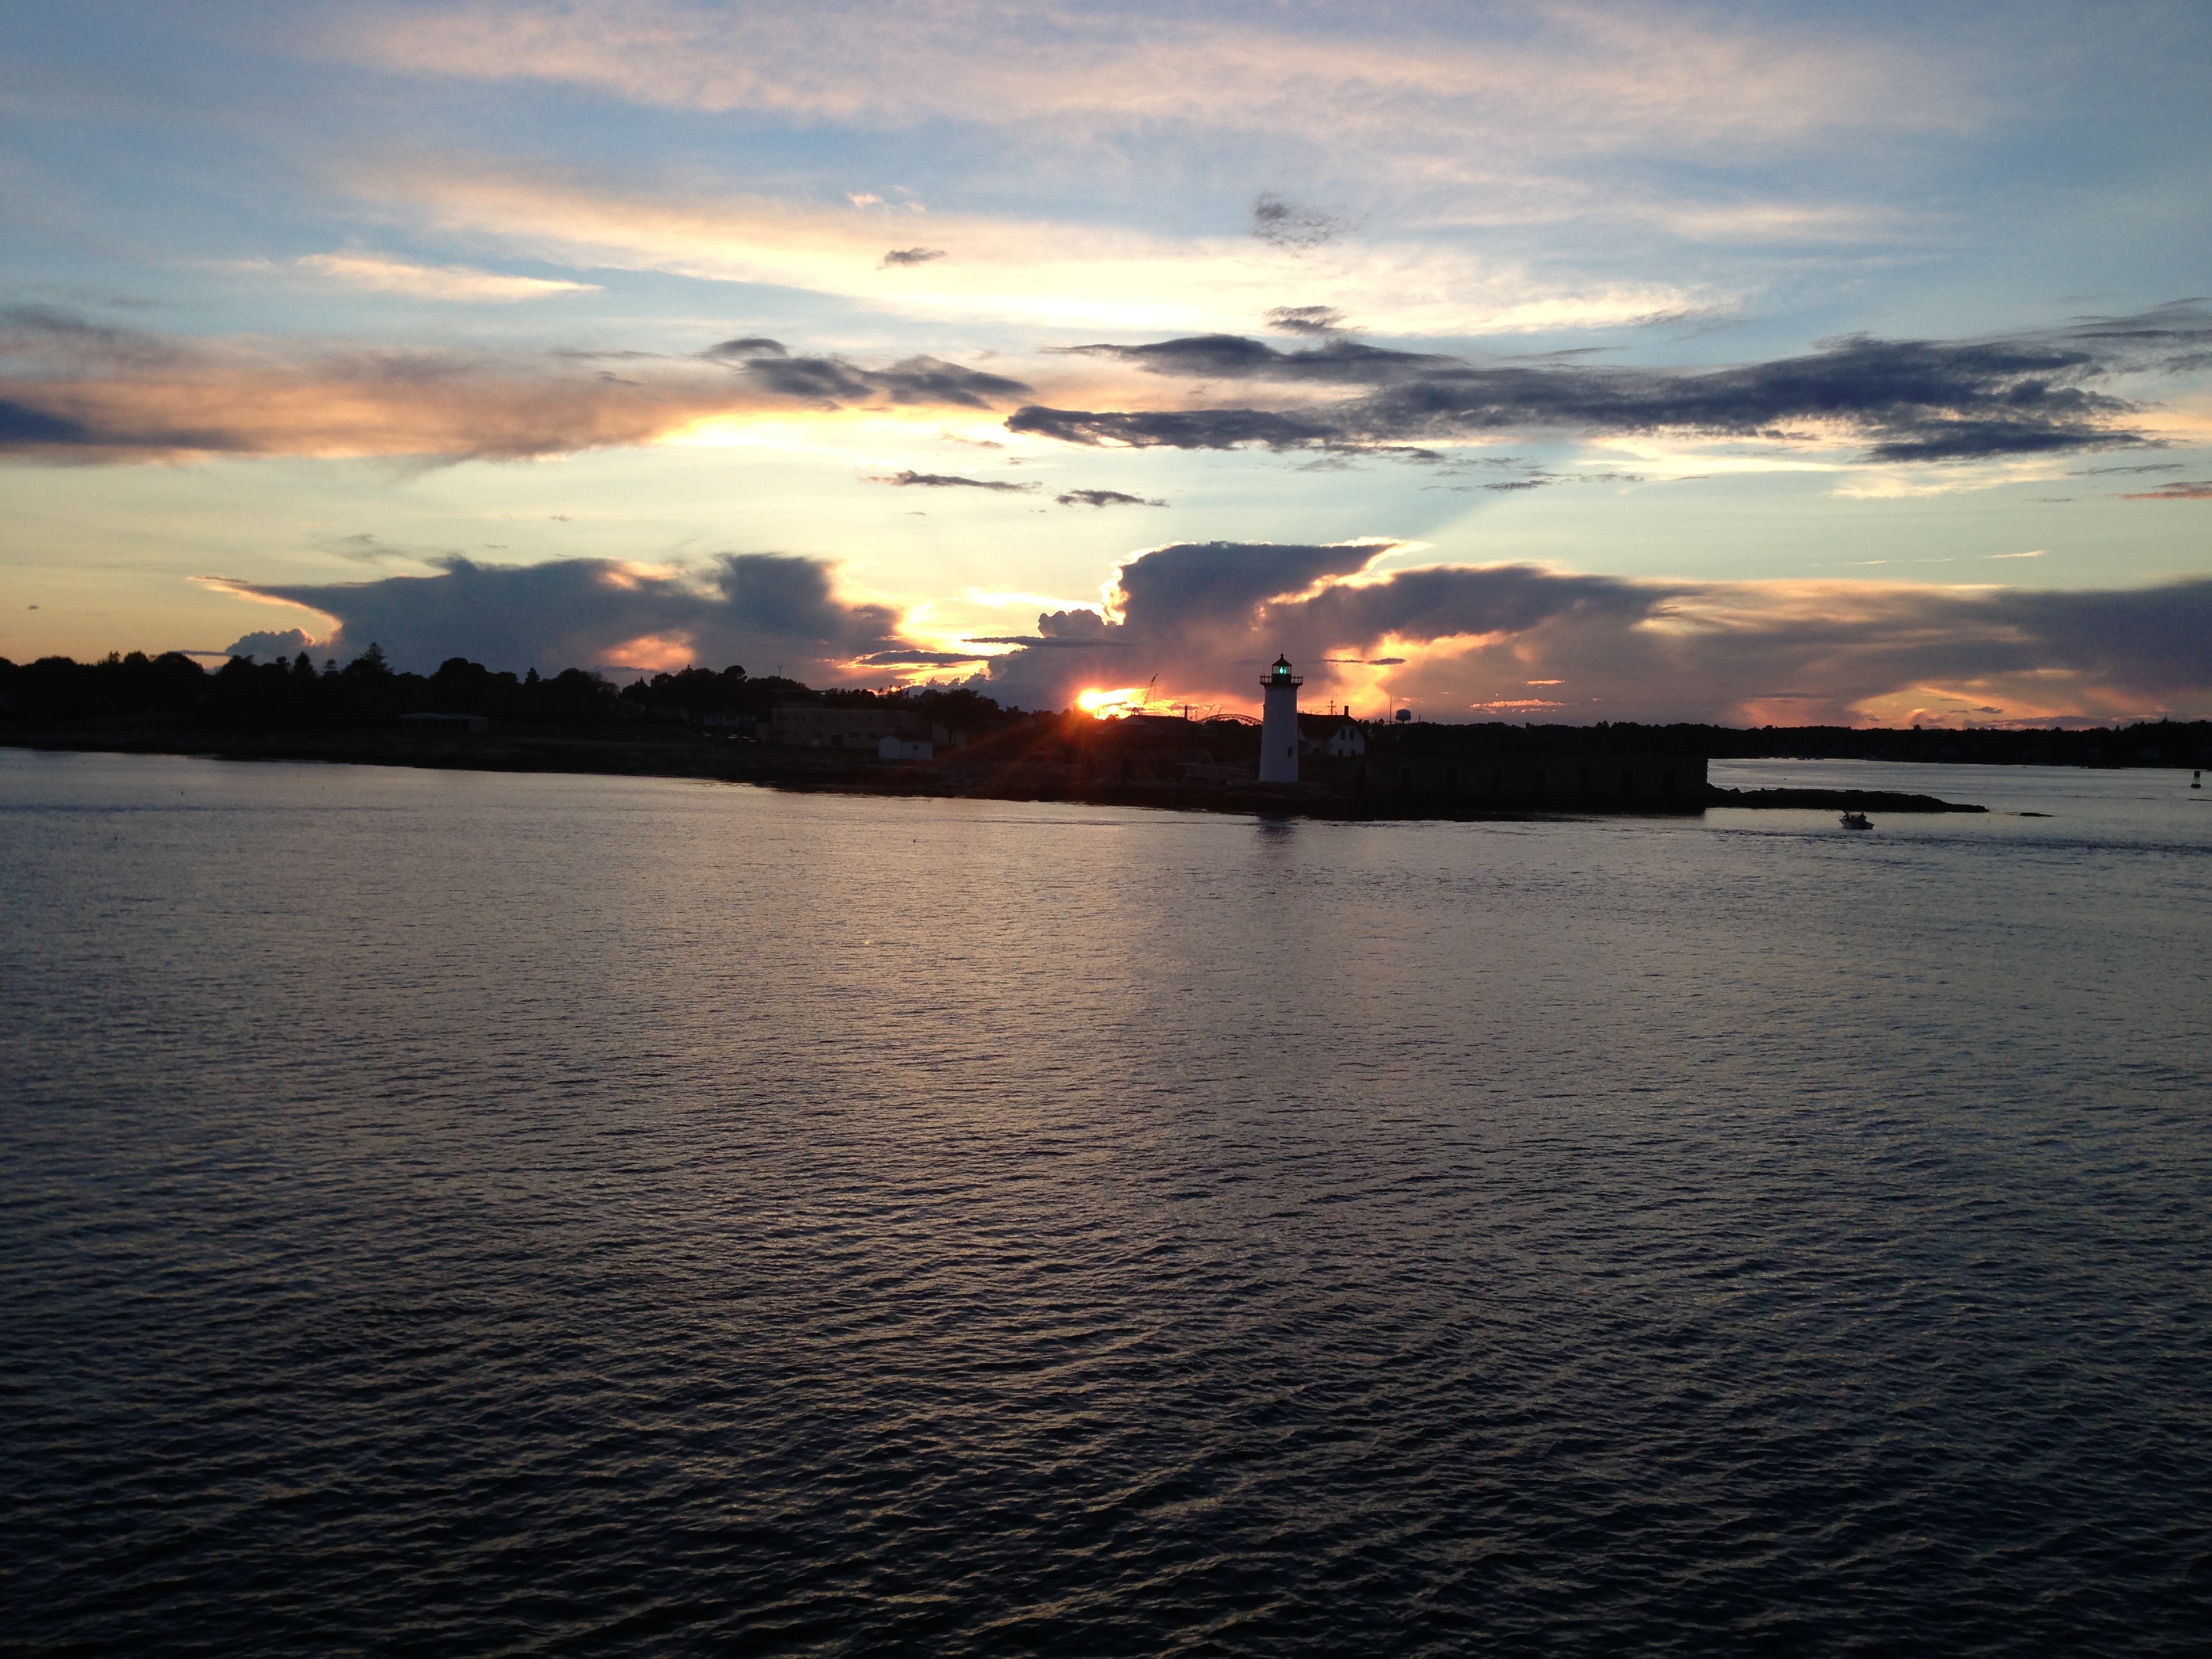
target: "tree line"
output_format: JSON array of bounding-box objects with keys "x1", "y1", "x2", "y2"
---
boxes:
[
  {"x1": 0, "y1": 648, "x2": 1022, "y2": 735},
  {"x1": 3, "y1": 649, "x2": 2205, "y2": 765},
  {"x1": 1378, "y1": 716, "x2": 2212, "y2": 769}
]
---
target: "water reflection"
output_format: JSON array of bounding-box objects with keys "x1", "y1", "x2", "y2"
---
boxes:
[{"x1": 3, "y1": 750, "x2": 2207, "y2": 1656}]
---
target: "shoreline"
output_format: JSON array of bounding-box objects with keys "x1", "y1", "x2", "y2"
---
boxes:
[{"x1": 3, "y1": 731, "x2": 1990, "y2": 818}]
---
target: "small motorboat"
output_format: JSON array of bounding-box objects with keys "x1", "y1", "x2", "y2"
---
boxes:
[{"x1": 1839, "y1": 811, "x2": 1872, "y2": 830}]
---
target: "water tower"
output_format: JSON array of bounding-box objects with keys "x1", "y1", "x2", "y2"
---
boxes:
[{"x1": 1258, "y1": 654, "x2": 1301, "y2": 783}]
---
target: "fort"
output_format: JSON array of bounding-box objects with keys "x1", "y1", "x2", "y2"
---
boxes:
[{"x1": 894, "y1": 697, "x2": 1715, "y2": 819}]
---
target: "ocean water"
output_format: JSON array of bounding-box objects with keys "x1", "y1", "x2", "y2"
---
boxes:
[{"x1": 4, "y1": 747, "x2": 2208, "y2": 1656}]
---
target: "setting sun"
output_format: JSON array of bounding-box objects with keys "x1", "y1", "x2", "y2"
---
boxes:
[{"x1": 1076, "y1": 687, "x2": 1148, "y2": 717}]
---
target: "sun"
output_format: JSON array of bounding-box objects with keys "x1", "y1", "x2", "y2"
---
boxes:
[{"x1": 1076, "y1": 687, "x2": 1147, "y2": 718}]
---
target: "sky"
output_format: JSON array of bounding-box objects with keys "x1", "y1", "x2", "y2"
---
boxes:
[{"x1": 4, "y1": 0, "x2": 2210, "y2": 726}]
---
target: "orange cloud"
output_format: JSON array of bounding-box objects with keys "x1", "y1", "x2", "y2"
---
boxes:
[{"x1": 0, "y1": 311, "x2": 1035, "y2": 464}]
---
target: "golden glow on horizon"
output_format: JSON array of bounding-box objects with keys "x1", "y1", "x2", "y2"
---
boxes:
[
  {"x1": 1077, "y1": 686, "x2": 1149, "y2": 717},
  {"x1": 606, "y1": 633, "x2": 697, "y2": 672}
]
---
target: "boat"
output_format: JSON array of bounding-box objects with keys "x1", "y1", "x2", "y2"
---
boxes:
[{"x1": 1839, "y1": 811, "x2": 1872, "y2": 830}]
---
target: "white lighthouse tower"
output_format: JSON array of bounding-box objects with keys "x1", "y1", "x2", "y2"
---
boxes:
[{"x1": 1258, "y1": 654, "x2": 1302, "y2": 783}]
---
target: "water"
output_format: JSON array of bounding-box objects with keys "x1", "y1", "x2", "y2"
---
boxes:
[{"x1": 4, "y1": 749, "x2": 2209, "y2": 1656}]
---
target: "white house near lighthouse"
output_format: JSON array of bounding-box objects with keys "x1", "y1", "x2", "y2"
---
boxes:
[{"x1": 1258, "y1": 654, "x2": 1302, "y2": 783}]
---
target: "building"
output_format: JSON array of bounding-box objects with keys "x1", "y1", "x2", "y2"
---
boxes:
[
  {"x1": 766, "y1": 702, "x2": 916, "y2": 749},
  {"x1": 878, "y1": 735, "x2": 934, "y2": 761},
  {"x1": 1299, "y1": 712, "x2": 1366, "y2": 758},
  {"x1": 1258, "y1": 655, "x2": 1302, "y2": 783}
]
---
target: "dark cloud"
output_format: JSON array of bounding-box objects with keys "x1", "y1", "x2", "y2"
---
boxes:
[
  {"x1": 1265, "y1": 306, "x2": 1350, "y2": 336},
  {"x1": 0, "y1": 398, "x2": 96, "y2": 445},
  {"x1": 880, "y1": 247, "x2": 947, "y2": 268},
  {"x1": 1472, "y1": 470, "x2": 1643, "y2": 492},
  {"x1": 740, "y1": 355, "x2": 876, "y2": 401},
  {"x1": 1250, "y1": 192, "x2": 1343, "y2": 249},
  {"x1": 739, "y1": 353, "x2": 1031, "y2": 409},
  {"x1": 1064, "y1": 334, "x2": 1452, "y2": 384},
  {"x1": 1057, "y1": 489, "x2": 1166, "y2": 508},
  {"x1": 869, "y1": 470, "x2": 1038, "y2": 493},
  {"x1": 964, "y1": 634, "x2": 1132, "y2": 648},
  {"x1": 967, "y1": 537, "x2": 2212, "y2": 724},
  {"x1": 2123, "y1": 479, "x2": 2212, "y2": 499},
  {"x1": 1, "y1": 304, "x2": 183, "y2": 369},
  {"x1": 972, "y1": 539, "x2": 1393, "y2": 708},
  {"x1": 1008, "y1": 405, "x2": 1337, "y2": 449},
  {"x1": 217, "y1": 554, "x2": 907, "y2": 680},
  {"x1": 1011, "y1": 306, "x2": 2212, "y2": 463},
  {"x1": 2070, "y1": 461, "x2": 2182, "y2": 475},
  {"x1": 701, "y1": 336, "x2": 787, "y2": 360},
  {"x1": 870, "y1": 356, "x2": 1032, "y2": 406},
  {"x1": 851, "y1": 648, "x2": 987, "y2": 666}
]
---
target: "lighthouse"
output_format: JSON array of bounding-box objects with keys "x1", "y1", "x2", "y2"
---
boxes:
[{"x1": 1258, "y1": 654, "x2": 1302, "y2": 783}]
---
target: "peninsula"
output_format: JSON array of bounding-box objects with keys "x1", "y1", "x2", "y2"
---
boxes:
[{"x1": 12, "y1": 648, "x2": 2202, "y2": 818}]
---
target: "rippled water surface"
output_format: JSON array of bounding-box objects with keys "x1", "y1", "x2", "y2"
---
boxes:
[{"x1": 5, "y1": 750, "x2": 2209, "y2": 1655}]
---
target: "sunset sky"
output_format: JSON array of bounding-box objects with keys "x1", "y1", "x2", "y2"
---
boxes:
[{"x1": 5, "y1": 1, "x2": 2210, "y2": 725}]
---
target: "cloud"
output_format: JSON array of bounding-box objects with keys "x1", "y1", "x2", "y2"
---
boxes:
[
  {"x1": 1061, "y1": 333, "x2": 1452, "y2": 384},
  {"x1": 1251, "y1": 192, "x2": 1343, "y2": 249},
  {"x1": 1010, "y1": 405, "x2": 1338, "y2": 449},
  {"x1": 724, "y1": 350, "x2": 1032, "y2": 409},
  {"x1": 352, "y1": 161, "x2": 1700, "y2": 335},
  {"x1": 211, "y1": 553, "x2": 909, "y2": 679},
  {"x1": 965, "y1": 538, "x2": 2212, "y2": 724},
  {"x1": 198, "y1": 532, "x2": 2212, "y2": 723},
  {"x1": 1265, "y1": 306, "x2": 1350, "y2": 336},
  {"x1": 2123, "y1": 479, "x2": 2212, "y2": 499},
  {"x1": 0, "y1": 397, "x2": 96, "y2": 445},
  {"x1": 0, "y1": 310, "x2": 1029, "y2": 463},
  {"x1": 224, "y1": 628, "x2": 321, "y2": 663},
  {"x1": 317, "y1": 532, "x2": 451, "y2": 565},
  {"x1": 1007, "y1": 306, "x2": 2212, "y2": 463},
  {"x1": 703, "y1": 336, "x2": 786, "y2": 358},
  {"x1": 851, "y1": 647, "x2": 987, "y2": 666},
  {"x1": 333, "y1": 2, "x2": 1963, "y2": 160},
  {"x1": 1057, "y1": 489, "x2": 1166, "y2": 508},
  {"x1": 880, "y1": 247, "x2": 946, "y2": 268},
  {"x1": 293, "y1": 251, "x2": 602, "y2": 300},
  {"x1": 962, "y1": 634, "x2": 1131, "y2": 649},
  {"x1": 869, "y1": 470, "x2": 1036, "y2": 493}
]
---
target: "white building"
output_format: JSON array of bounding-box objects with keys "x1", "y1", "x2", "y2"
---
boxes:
[
  {"x1": 878, "y1": 735, "x2": 934, "y2": 761},
  {"x1": 1258, "y1": 655, "x2": 1301, "y2": 783},
  {"x1": 1315, "y1": 716, "x2": 1366, "y2": 758}
]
